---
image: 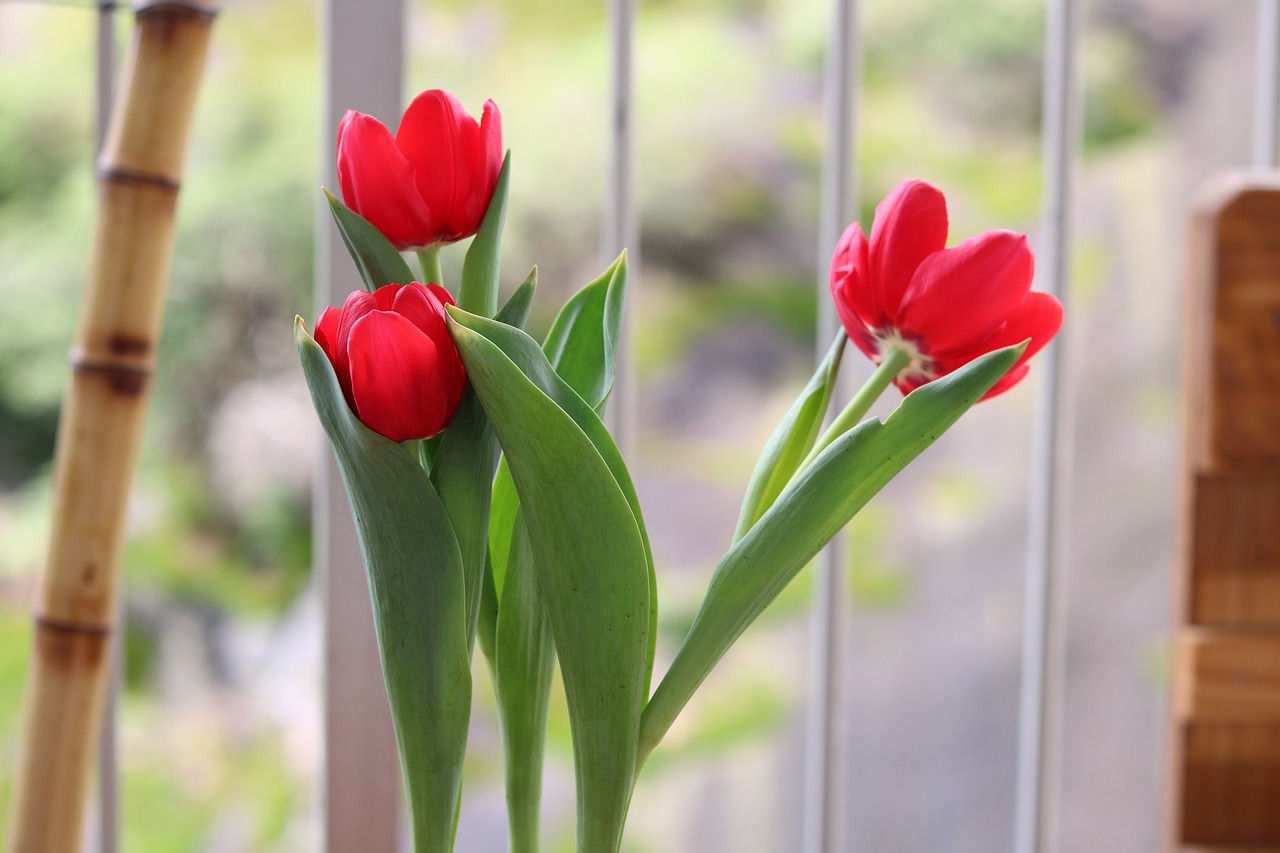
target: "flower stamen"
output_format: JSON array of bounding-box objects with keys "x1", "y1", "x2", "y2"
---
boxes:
[{"x1": 871, "y1": 328, "x2": 936, "y2": 384}]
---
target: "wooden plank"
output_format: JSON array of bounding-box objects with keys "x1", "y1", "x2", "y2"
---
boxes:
[
  {"x1": 1173, "y1": 176, "x2": 1280, "y2": 851},
  {"x1": 1188, "y1": 473, "x2": 1280, "y2": 627},
  {"x1": 1177, "y1": 631, "x2": 1280, "y2": 722},
  {"x1": 1184, "y1": 176, "x2": 1280, "y2": 471},
  {"x1": 1181, "y1": 723, "x2": 1280, "y2": 846}
]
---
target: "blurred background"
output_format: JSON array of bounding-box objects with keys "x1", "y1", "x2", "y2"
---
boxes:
[{"x1": 0, "y1": 0, "x2": 1256, "y2": 849}]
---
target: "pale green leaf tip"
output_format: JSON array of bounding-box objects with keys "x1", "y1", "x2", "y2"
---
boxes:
[{"x1": 294, "y1": 314, "x2": 313, "y2": 344}]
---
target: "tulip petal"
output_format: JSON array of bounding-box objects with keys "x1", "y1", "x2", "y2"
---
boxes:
[
  {"x1": 869, "y1": 180, "x2": 949, "y2": 318},
  {"x1": 348, "y1": 310, "x2": 449, "y2": 442},
  {"x1": 897, "y1": 230, "x2": 1034, "y2": 357},
  {"x1": 314, "y1": 306, "x2": 343, "y2": 364},
  {"x1": 398, "y1": 90, "x2": 467, "y2": 242},
  {"x1": 338, "y1": 111, "x2": 436, "y2": 250},
  {"x1": 977, "y1": 291, "x2": 1064, "y2": 398},
  {"x1": 394, "y1": 283, "x2": 467, "y2": 406},
  {"x1": 828, "y1": 223, "x2": 879, "y2": 358},
  {"x1": 332, "y1": 290, "x2": 378, "y2": 404},
  {"x1": 451, "y1": 99, "x2": 503, "y2": 241}
]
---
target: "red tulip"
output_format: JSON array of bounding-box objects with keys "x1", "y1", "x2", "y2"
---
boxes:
[
  {"x1": 830, "y1": 179, "x2": 1063, "y2": 399},
  {"x1": 337, "y1": 89, "x2": 502, "y2": 250},
  {"x1": 314, "y1": 282, "x2": 467, "y2": 442}
]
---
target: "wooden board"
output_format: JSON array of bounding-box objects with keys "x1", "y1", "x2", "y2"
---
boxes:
[{"x1": 1172, "y1": 175, "x2": 1280, "y2": 851}]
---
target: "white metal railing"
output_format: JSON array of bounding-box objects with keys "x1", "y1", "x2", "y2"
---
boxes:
[{"x1": 12, "y1": 0, "x2": 1278, "y2": 849}]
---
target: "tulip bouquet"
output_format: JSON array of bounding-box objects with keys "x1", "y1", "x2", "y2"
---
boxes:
[{"x1": 294, "y1": 89, "x2": 1062, "y2": 853}]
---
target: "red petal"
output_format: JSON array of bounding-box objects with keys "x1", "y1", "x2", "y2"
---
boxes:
[
  {"x1": 334, "y1": 290, "x2": 377, "y2": 404},
  {"x1": 337, "y1": 111, "x2": 435, "y2": 249},
  {"x1": 828, "y1": 223, "x2": 880, "y2": 358},
  {"x1": 450, "y1": 99, "x2": 503, "y2": 241},
  {"x1": 896, "y1": 230, "x2": 1034, "y2": 357},
  {"x1": 397, "y1": 90, "x2": 467, "y2": 243},
  {"x1": 346, "y1": 310, "x2": 452, "y2": 442},
  {"x1": 314, "y1": 306, "x2": 343, "y2": 365},
  {"x1": 392, "y1": 282, "x2": 450, "y2": 343},
  {"x1": 869, "y1": 180, "x2": 949, "y2": 318},
  {"x1": 408, "y1": 283, "x2": 468, "y2": 406},
  {"x1": 372, "y1": 282, "x2": 405, "y2": 311}
]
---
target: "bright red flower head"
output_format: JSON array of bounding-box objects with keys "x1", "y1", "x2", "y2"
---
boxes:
[
  {"x1": 314, "y1": 282, "x2": 467, "y2": 442},
  {"x1": 829, "y1": 179, "x2": 1063, "y2": 399},
  {"x1": 337, "y1": 89, "x2": 503, "y2": 251}
]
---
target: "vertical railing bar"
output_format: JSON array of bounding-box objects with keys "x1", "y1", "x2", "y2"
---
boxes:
[
  {"x1": 602, "y1": 0, "x2": 637, "y2": 450},
  {"x1": 318, "y1": 0, "x2": 406, "y2": 849},
  {"x1": 802, "y1": 1, "x2": 858, "y2": 851},
  {"x1": 94, "y1": 4, "x2": 118, "y2": 851},
  {"x1": 1253, "y1": 0, "x2": 1280, "y2": 168},
  {"x1": 1012, "y1": 1, "x2": 1080, "y2": 852}
]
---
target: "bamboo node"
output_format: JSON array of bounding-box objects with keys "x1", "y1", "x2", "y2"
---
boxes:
[
  {"x1": 33, "y1": 614, "x2": 112, "y2": 638},
  {"x1": 97, "y1": 164, "x2": 181, "y2": 194},
  {"x1": 134, "y1": 1, "x2": 219, "y2": 25},
  {"x1": 69, "y1": 349, "x2": 152, "y2": 397}
]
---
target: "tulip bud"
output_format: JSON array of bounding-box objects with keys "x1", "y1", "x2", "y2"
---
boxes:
[
  {"x1": 337, "y1": 89, "x2": 503, "y2": 251},
  {"x1": 314, "y1": 282, "x2": 467, "y2": 442}
]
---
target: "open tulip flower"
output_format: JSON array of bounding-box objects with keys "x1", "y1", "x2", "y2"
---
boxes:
[
  {"x1": 314, "y1": 281, "x2": 466, "y2": 442},
  {"x1": 830, "y1": 178, "x2": 1063, "y2": 399},
  {"x1": 337, "y1": 89, "x2": 502, "y2": 251}
]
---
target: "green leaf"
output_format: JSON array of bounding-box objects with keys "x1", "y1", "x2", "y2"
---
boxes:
[
  {"x1": 458, "y1": 151, "x2": 512, "y2": 318},
  {"x1": 449, "y1": 308, "x2": 648, "y2": 853},
  {"x1": 494, "y1": 510, "x2": 556, "y2": 853},
  {"x1": 733, "y1": 332, "x2": 846, "y2": 540},
  {"x1": 464, "y1": 306, "x2": 657, "y2": 695},
  {"x1": 636, "y1": 343, "x2": 1026, "y2": 769},
  {"x1": 295, "y1": 317, "x2": 470, "y2": 852},
  {"x1": 322, "y1": 187, "x2": 415, "y2": 291},
  {"x1": 432, "y1": 267, "x2": 537, "y2": 659},
  {"x1": 474, "y1": 273, "x2": 537, "y2": 672},
  {"x1": 541, "y1": 251, "x2": 627, "y2": 410}
]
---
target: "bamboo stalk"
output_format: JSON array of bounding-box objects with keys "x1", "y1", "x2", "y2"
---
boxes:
[{"x1": 7, "y1": 5, "x2": 215, "y2": 851}]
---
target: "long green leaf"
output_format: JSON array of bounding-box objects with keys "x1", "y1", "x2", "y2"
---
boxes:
[
  {"x1": 637, "y1": 343, "x2": 1025, "y2": 769},
  {"x1": 449, "y1": 310, "x2": 648, "y2": 853},
  {"x1": 487, "y1": 259, "x2": 630, "y2": 852},
  {"x1": 295, "y1": 317, "x2": 470, "y2": 852},
  {"x1": 733, "y1": 331, "x2": 846, "y2": 540},
  {"x1": 457, "y1": 151, "x2": 511, "y2": 318},
  {"x1": 462, "y1": 307, "x2": 657, "y2": 694},
  {"x1": 322, "y1": 187, "x2": 416, "y2": 291},
  {"x1": 494, "y1": 510, "x2": 556, "y2": 853},
  {"x1": 433, "y1": 269, "x2": 537, "y2": 658}
]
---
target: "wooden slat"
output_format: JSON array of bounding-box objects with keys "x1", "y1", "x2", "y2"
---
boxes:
[
  {"x1": 1181, "y1": 723, "x2": 1280, "y2": 846},
  {"x1": 1189, "y1": 473, "x2": 1280, "y2": 627},
  {"x1": 1177, "y1": 631, "x2": 1280, "y2": 722}
]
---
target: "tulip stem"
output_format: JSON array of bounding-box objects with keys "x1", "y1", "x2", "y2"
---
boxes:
[
  {"x1": 417, "y1": 245, "x2": 444, "y2": 289},
  {"x1": 799, "y1": 345, "x2": 911, "y2": 473}
]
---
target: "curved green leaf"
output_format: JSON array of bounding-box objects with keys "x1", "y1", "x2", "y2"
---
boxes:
[
  {"x1": 322, "y1": 187, "x2": 415, "y2": 291},
  {"x1": 449, "y1": 311, "x2": 648, "y2": 853},
  {"x1": 733, "y1": 331, "x2": 846, "y2": 540},
  {"x1": 637, "y1": 343, "x2": 1025, "y2": 769},
  {"x1": 434, "y1": 269, "x2": 537, "y2": 658},
  {"x1": 458, "y1": 308, "x2": 657, "y2": 695},
  {"x1": 295, "y1": 317, "x2": 470, "y2": 852},
  {"x1": 541, "y1": 251, "x2": 627, "y2": 411},
  {"x1": 458, "y1": 151, "x2": 511, "y2": 318}
]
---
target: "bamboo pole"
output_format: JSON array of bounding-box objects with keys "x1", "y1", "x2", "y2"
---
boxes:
[{"x1": 7, "y1": 4, "x2": 215, "y2": 851}]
